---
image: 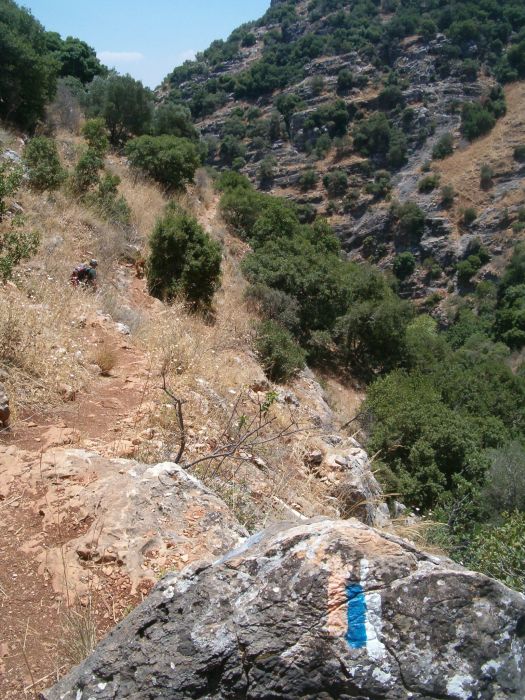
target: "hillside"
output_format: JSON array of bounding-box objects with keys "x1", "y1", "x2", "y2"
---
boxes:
[
  {"x1": 160, "y1": 0, "x2": 525, "y2": 301},
  {"x1": 1, "y1": 0, "x2": 525, "y2": 696}
]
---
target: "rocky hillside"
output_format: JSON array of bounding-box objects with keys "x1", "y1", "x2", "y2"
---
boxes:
[{"x1": 160, "y1": 0, "x2": 525, "y2": 301}]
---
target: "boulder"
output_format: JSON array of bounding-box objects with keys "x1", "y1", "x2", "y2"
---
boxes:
[
  {"x1": 0, "y1": 383, "x2": 9, "y2": 429},
  {"x1": 44, "y1": 519, "x2": 525, "y2": 699}
]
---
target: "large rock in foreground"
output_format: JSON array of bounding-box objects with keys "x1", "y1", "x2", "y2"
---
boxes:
[{"x1": 44, "y1": 519, "x2": 525, "y2": 699}]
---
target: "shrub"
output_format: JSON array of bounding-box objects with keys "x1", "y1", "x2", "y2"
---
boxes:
[
  {"x1": 468, "y1": 511, "x2": 525, "y2": 591},
  {"x1": 462, "y1": 207, "x2": 478, "y2": 226},
  {"x1": 365, "y1": 170, "x2": 391, "y2": 199},
  {"x1": 147, "y1": 207, "x2": 222, "y2": 305},
  {"x1": 432, "y1": 133, "x2": 454, "y2": 160},
  {"x1": 323, "y1": 170, "x2": 348, "y2": 198},
  {"x1": 245, "y1": 283, "x2": 300, "y2": 333},
  {"x1": 298, "y1": 169, "x2": 318, "y2": 191},
  {"x1": 378, "y1": 85, "x2": 405, "y2": 110},
  {"x1": 480, "y1": 163, "x2": 494, "y2": 189},
  {"x1": 153, "y1": 104, "x2": 198, "y2": 140},
  {"x1": 392, "y1": 201, "x2": 426, "y2": 240},
  {"x1": 0, "y1": 225, "x2": 40, "y2": 281},
  {"x1": 393, "y1": 252, "x2": 416, "y2": 280},
  {"x1": 440, "y1": 184, "x2": 456, "y2": 208},
  {"x1": 70, "y1": 149, "x2": 103, "y2": 194},
  {"x1": 125, "y1": 135, "x2": 200, "y2": 189},
  {"x1": 0, "y1": 162, "x2": 23, "y2": 220},
  {"x1": 513, "y1": 145, "x2": 525, "y2": 162},
  {"x1": 418, "y1": 173, "x2": 440, "y2": 193},
  {"x1": 87, "y1": 174, "x2": 131, "y2": 226},
  {"x1": 254, "y1": 319, "x2": 306, "y2": 382},
  {"x1": 258, "y1": 156, "x2": 277, "y2": 185},
  {"x1": 215, "y1": 171, "x2": 251, "y2": 192},
  {"x1": 457, "y1": 256, "x2": 481, "y2": 284},
  {"x1": 219, "y1": 135, "x2": 246, "y2": 166},
  {"x1": 461, "y1": 102, "x2": 496, "y2": 141},
  {"x1": 81, "y1": 118, "x2": 109, "y2": 156},
  {"x1": 23, "y1": 137, "x2": 66, "y2": 191}
]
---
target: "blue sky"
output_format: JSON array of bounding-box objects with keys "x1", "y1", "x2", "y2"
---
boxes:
[{"x1": 24, "y1": 1, "x2": 271, "y2": 88}]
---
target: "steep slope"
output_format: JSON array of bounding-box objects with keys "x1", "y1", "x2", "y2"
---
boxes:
[{"x1": 160, "y1": 0, "x2": 525, "y2": 300}]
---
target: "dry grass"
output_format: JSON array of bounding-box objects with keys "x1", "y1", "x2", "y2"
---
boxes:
[
  {"x1": 93, "y1": 342, "x2": 117, "y2": 376},
  {"x1": 434, "y1": 81, "x2": 525, "y2": 234}
]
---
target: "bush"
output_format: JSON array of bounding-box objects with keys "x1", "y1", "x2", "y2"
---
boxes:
[
  {"x1": 258, "y1": 156, "x2": 277, "y2": 185},
  {"x1": 125, "y1": 135, "x2": 200, "y2": 189},
  {"x1": 461, "y1": 102, "x2": 496, "y2": 140},
  {"x1": 377, "y1": 85, "x2": 405, "y2": 110},
  {"x1": 468, "y1": 511, "x2": 525, "y2": 591},
  {"x1": 147, "y1": 207, "x2": 222, "y2": 306},
  {"x1": 245, "y1": 283, "x2": 301, "y2": 333},
  {"x1": 86, "y1": 174, "x2": 131, "y2": 226},
  {"x1": 70, "y1": 149, "x2": 103, "y2": 194},
  {"x1": 153, "y1": 103, "x2": 198, "y2": 140},
  {"x1": 480, "y1": 163, "x2": 494, "y2": 190},
  {"x1": 0, "y1": 225, "x2": 40, "y2": 281},
  {"x1": 418, "y1": 173, "x2": 440, "y2": 193},
  {"x1": 0, "y1": 161, "x2": 23, "y2": 220},
  {"x1": 215, "y1": 171, "x2": 251, "y2": 192},
  {"x1": 365, "y1": 170, "x2": 392, "y2": 199},
  {"x1": 392, "y1": 201, "x2": 426, "y2": 240},
  {"x1": 513, "y1": 145, "x2": 525, "y2": 163},
  {"x1": 81, "y1": 118, "x2": 109, "y2": 156},
  {"x1": 393, "y1": 252, "x2": 416, "y2": 280},
  {"x1": 462, "y1": 207, "x2": 478, "y2": 226},
  {"x1": 23, "y1": 137, "x2": 66, "y2": 191},
  {"x1": 323, "y1": 170, "x2": 348, "y2": 198},
  {"x1": 457, "y1": 256, "x2": 482, "y2": 284},
  {"x1": 432, "y1": 133, "x2": 454, "y2": 160},
  {"x1": 254, "y1": 319, "x2": 306, "y2": 382},
  {"x1": 440, "y1": 184, "x2": 455, "y2": 208},
  {"x1": 219, "y1": 135, "x2": 246, "y2": 166},
  {"x1": 298, "y1": 169, "x2": 318, "y2": 191}
]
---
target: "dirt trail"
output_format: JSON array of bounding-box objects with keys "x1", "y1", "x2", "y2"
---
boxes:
[
  {"x1": 0, "y1": 192, "x2": 227, "y2": 698},
  {"x1": 0, "y1": 269, "x2": 159, "y2": 698}
]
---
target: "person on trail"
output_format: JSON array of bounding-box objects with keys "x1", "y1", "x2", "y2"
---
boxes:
[{"x1": 70, "y1": 259, "x2": 98, "y2": 290}]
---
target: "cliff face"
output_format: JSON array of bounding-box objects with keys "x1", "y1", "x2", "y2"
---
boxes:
[
  {"x1": 160, "y1": 0, "x2": 525, "y2": 301},
  {"x1": 44, "y1": 518, "x2": 525, "y2": 699}
]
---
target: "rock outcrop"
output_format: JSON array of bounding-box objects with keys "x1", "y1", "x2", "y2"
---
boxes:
[{"x1": 44, "y1": 518, "x2": 525, "y2": 699}]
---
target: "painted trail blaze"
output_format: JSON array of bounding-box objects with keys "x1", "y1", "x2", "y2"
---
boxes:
[{"x1": 346, "y1": 583, "x2": 367, "y2": 649}]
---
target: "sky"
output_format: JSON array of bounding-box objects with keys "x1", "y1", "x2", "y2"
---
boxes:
[{"x1": 23, "y1": 0, "x2": 271, "y2": 88}]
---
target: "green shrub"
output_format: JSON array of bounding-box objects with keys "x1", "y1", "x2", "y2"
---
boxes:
[
  {"x1": 245, "y1": 283, "x2": 301, "y2": 333},
  {"x1": 418, "y1": 173, "x2": 440, "y2": 193},
  {"x1": 513, "y1": 145, "x2": 525, "y2": 162},
  {"x1": 432, "y1": 133, "x2": 454, "y2": 160},
  {"x1": 462, "y1": 207, "x2": 478, "y2": 226},
  {"x1": 377, "y1": 85, "x2": 405, "y2": 110},
  {"x1": 254, "y1": 319, "x2": 306, "y2": 382},
  {"x1": 365, "y1": 170, "x2": 392, "y2": 199},
  {"x1": 480, "y1": 163, "x2": 494, "y2": 189},
  {"x1": 0, "y1": 225, "x2": 40, "y2": 281},
  {"x1": 0, "y1": 162, "x2": 23, "y2": 220},
  {"x1": 219, "y1": 135, "x2": 246, "y2": 166},
  {"x1": 23, "y1": 137, "x2": 66, "y2": 191},
  {"x1": 258, "y1": 156, "x2": 277, "y2": 185},
  {"x1": 323, "y1": 170, "x2": 348, "y2": 198},
  {"x1": 81, "y1": 118, "x2": 109, "y2": 156},
  {"x1": 70, "y1": 149, "x2": 103, "y2": 194},
  {"x1": 147, "y1": 207, "x2": 222, "y2": 306},
  {"x1": 391, "y1": 201, "x2": 426, "y2": 240},
  {"x1": 298, "y1": 169, "x2": 318, "y2": 191},
  {"x1": 125, "y1": 135, "x2": 200, "y2": 189},
  {"x1": 152, "y1": 103, "x2": 198, "y2": 140},
  {"x1": 461, "y1": 102, "x2": 496, "y2": 140},
  {"x1": 457, "y1": 256, "x2": 481, "y2": 284},
  {"x1": 215, "y1": 171, "x2": 252, "y2": 192},
  {"x1": 468, "y1": 511, "x2": 525, "y2": 591},
  {"x1": 393, "y1": 252, "x2": 416, "y2": 280},
  {"x1": 440, "y1": 184, "x2": 456, "y2": 208},
  {"x1": 86, "y1": 173, "x2": 131, "y2": 226}
]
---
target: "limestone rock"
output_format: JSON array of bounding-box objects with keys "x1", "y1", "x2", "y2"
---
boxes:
[{"x1": 44, "y1": 518, "x2": 525, "y2": 699}]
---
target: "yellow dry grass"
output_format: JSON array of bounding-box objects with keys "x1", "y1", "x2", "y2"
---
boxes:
[{"x1": 435, "y1": 81, "x2": 525, "y2": 232}]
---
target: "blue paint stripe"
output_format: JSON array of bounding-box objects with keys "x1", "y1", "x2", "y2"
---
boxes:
[{"x1": 346, "y1": 583, "x2": 367, "y2": 649}]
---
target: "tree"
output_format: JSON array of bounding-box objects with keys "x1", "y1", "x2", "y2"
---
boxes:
[
  {"x1": 85, "y1": 74, "x2": 153, "y2": 145},
  {"x1": 147, "y1": 207, "x2": 222, "y2": 306},
  {"x1": 153, "y1": 103, "x2": 198, "y2": 140},
  {"x1": 47, "y1": 33, "x2": 106, "y2": 84},
  {"x1": 125, "y1": 136, "x2": 200, "y2": 189},
  {"x1": 23, "y1": 136, "x2": 66, "y2": 191},
  {"x1": 0, "y1": 0, "x2": 58, "y2": 130}
]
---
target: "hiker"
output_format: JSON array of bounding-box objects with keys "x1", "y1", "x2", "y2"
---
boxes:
[{"x1": 70, "y1": 259, "x2": 98, "y2": 290}]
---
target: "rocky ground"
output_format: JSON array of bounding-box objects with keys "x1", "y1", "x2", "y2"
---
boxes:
[{"x1": 0, "y1": 184, "x2": 384, "y2": 697}]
